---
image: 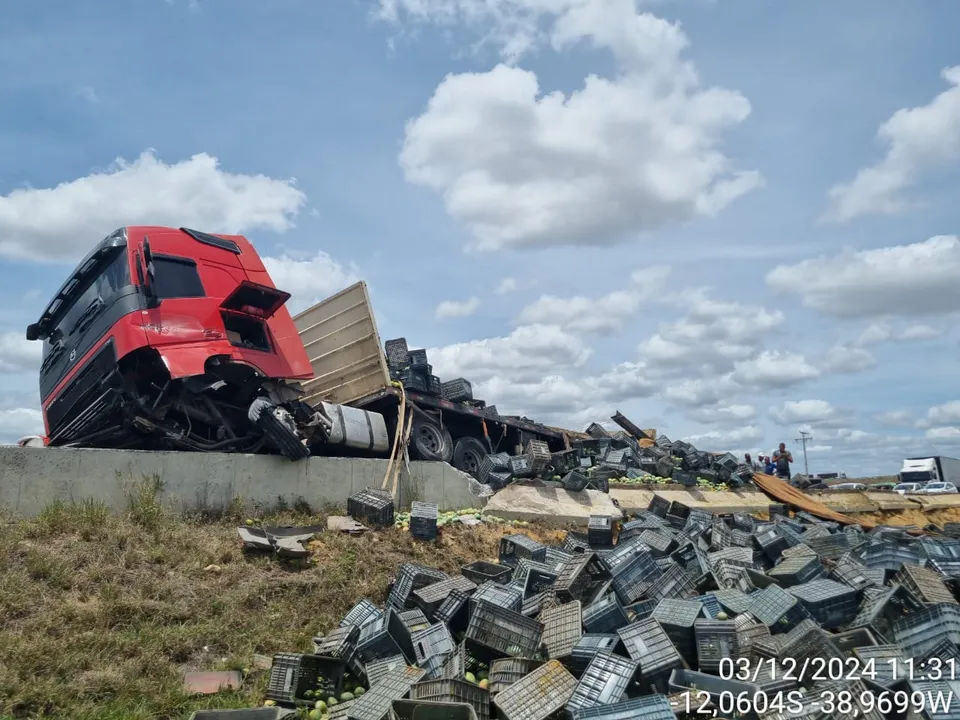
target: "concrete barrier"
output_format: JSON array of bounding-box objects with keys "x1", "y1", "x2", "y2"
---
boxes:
[{"x1": 0, "y1": 446, "x2": 486, "y2": 518}]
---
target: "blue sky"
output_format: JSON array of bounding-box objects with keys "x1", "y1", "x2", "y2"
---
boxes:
[{"x1": 1, "y1": 0, "x2": 959, "y2": 476}]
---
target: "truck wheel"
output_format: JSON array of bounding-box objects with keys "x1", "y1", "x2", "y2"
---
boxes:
[
  {"x1": 250, "y1": 398, "x2": 310, "y2": 461},
  {"x1": 410, "y1": 416, "x2": 453, "y2": 463},
  {"x1": 452, "y1": 437, "x2": 487, "y2": 478}
]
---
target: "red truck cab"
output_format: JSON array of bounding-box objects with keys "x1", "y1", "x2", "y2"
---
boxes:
[{"x1": 27, "y1": 226, "x2": 318, "y2": 457}]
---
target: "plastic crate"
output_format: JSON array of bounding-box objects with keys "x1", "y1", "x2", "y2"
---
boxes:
[
  {"x1": 461, "y1": 561, "x2": 512, "y2": 586},
  {"x1": 617, "y1": 618, "x2": 684, "y2": 694},
  {"x1": 540, "y1": 600, "x2": 582, "y2": 660},
  {"x1": 651, "y1": 598, "x2": 702, "y2": 663},
  {"x1": 499, "y1": 535, "x2": 547, "y2": 568},
  {"x1": 561, "y1": 470, "x2": 590, "y2": 492},
  {"x1": 389, "y1": 563, "x2": 450, "y2": 611},
  {"x1": 786, "y1": 579, "x2": 859, "y2": 629},
  {"x1": 390, "y1": 700, "x2": 478, "y2": 720},
  {"x1": 348, "y1": 488, "x2": 395, "y2": 529},
  {"x1": 893, "y1": 602, "x2": 960, "y2": 657},
  {"x1": 405, "y1": 501, "x2": 439, "y2": 542},
  {"x1": 767, "y1": 554, "x2": 824, "y2": 587},
  {"x1": 265, "y1": 653, "x2": 345, "y2": 707},
  {"x1": 435, "y1": 589, "x2": 471, "y2": 634},
  {"x1": 568, "y1": 694, "x2": 674, "y2": 720},
  {"x1": 831, "y1": 562, "x2": 885, "y2": 591},
  {"x1": 524, "y1": 439, "x2": 551, "y2": 472},
  {"x1": 637, "y1": 530, "x2": 675, "y2": 557},
  {"x1": 387, "y1": 607, "x2": 431, "y2": 663},
  {"x1": 478, "y1": 453, "x2": 510, "y2": 485},
  {"x1": 314, "y1": 625, "x2": 360, "y2": 659},
  {"x1": 488, "y1": 658, "x2": 545, "y2": 695},
  {"x1": 779, "y1": 619, "x2": 844, "y2": 662},
  {"x1": 412, "y1": 623, "x2": 457, "y2": 667},
  {"x1": 347, "y1": 665, "x2": 425, "y2": 720},
  {"x1": 694, "y1": 619, "x2": 739, "y2": 673},
  {"x1": 667, "y1": 668, "x2": 761, "y2": 706},
  {"x1": 582, "y1": 594, "x2": 629, "y2": 634},
  {"x1": 569, "y1": 634, "x2": 621, "y2": 673},
  {"x1": 471, "y1": 581, "x2": 523, "y2": 614},
  {"x1": 849, "y1": 585, "x2": 923, "y2": 641},
  {"x1": 492, "y1": 660, "x2": 578, "y2": 720},
  {"x1": 711, "y1": 588, "x2": 753, "y2": 616},
  {"x1": 555, "y1": 552, "x2": 611, "y2": 604},
  {"x1": 586, "y1": 515, "x2": 613, "y2": 548},
  {"x1": 414, "y1": 576, "x2": 478, "y2": 619},
  {"x1": 610, "y1": 550, "x2": 660, "y2": 606},
  {"x1": 385, "y1": 338, "x2": 409, "y2": 369},
  {"x1": 410, "y1": 679, "x2": 490, "y2": 720},
  {"x1": 805, "y1": 533, "x2": 852, "y2": 561},
  {"x1": 861, "y1": 541, "x2": 924, "y2": 572},
  {"x1": 566, "y1": 651, "x2": 639, "y2": 715},
  {"x1": 895, "y1": 563, "x2": 959, "y2": 606},
  {"x1": 465, "y1": 600, "x2": 544, "y2": 659},
  {"x1": 646, "y1": 565, "x2": 696, "y2": 603},
  {"x1": 747, "y1": 584, "x2": 812, "y2": 633},
  {"x1": 357, "y1": 615, "x2": 406, "y2": 665},
  {"x1": 365, "y1": 655, "x2": 407, "y2": 687},
  {"x1": 341, "y1": 599, "x2": 383, "y2": 630},
  {"x1": 830, "y1": 627, "x2": 880, "y2": 656},
  {"x1": 406, "y1": 349, "x2": 428, "y2": 367},
  {"x1": 188, "y1": 711, "x2": 293, "y2": 720},
  {"x1": 507, "y1": 455, "x2": 535, "y2": 478},
  {"x1": 441, "y1": 378, "x2": 473, "y2": 402}
]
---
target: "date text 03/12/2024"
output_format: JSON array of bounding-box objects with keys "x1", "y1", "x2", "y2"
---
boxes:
[
  {"x1": 721, "y1": 656, "x2": 960, "y2": 683},
  {"x1": 673, "y1": 689, "x2": 955, "y2": 717}
]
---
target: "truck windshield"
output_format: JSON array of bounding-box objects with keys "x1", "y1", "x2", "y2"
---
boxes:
[
  {"x1": 42, "y1": 248, "x2": 130, "y2": 359},
  {"x1": 900, "y1": 471, "x2": 932, "y2": 483}
]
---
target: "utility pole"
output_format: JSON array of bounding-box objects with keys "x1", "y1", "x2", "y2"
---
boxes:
[{"x1": 795, "y1": 430, "x2": 812, "y2": 478}]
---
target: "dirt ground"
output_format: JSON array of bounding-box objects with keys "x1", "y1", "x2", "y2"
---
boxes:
[{"x1": 0, "y1": 489, "x2": 564, "y2": 720}]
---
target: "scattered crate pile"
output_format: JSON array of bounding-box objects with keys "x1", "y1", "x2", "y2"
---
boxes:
[
  {"x1": 384, "y1": 338, "x2": 497, "y2": 417},
  {"x1": 476, "y1": 427, "x2": 756, "y2": 493},
  {"x1": 230, "y1": 500, "x2": 960, "y2": 720}
]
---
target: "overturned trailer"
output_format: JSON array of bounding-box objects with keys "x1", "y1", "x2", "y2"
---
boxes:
[{"x1": 27, "y1": 227, "x2": 388, "y2": 460}]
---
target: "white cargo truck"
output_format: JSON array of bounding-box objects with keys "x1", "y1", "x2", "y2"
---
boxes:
[{"x1": 898, "y1": 456, "x2": 960, "y2": 487}]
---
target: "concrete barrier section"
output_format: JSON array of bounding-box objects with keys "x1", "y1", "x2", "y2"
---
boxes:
[{"x1": 0, "y1": 446, "x2": 485, "y2": 518}]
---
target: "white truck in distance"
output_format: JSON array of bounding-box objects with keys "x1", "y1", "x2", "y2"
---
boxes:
[{"x1": 898, "y1": 456, "x2": 960, "y2": 492}]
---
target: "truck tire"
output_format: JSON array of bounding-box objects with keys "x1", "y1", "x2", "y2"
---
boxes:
[
  {"x1": 410, "y1": 416, "x2": 453, "y2": 463},
  {"x1": 452, "y1": 436, "x2": 487, "y2": 478},
  {"x1": 250, "y1": 398, "x2": 310, "y2": 461}
]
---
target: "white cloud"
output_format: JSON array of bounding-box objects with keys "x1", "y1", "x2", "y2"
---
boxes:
[
  {"x1": 926, "y1": 427, "x2": 960, "y2": 441},
  {"x1": 435, "y1": 296, "x2": 481, "y2": 320},
  {"x1": 75, "y1": 85, "x2": 98, "y2": 103},
  {"x1": 824, "y1": 66, "x2": 960, "y2": 223},
  {"x1": 0, "y1": 407, "x2": 44, "y2": 444},
  {"x1": 769, "y1": 399, "x2": 853, "y2": 427},
  {"x1": 856, "y1": 322, "x2": 942, "y2": 346},
  {"x1": 683, "y1": 425, "x2": 765, "y2": 450},
  {"x1": 0, "y1": 332, "x2": 41, "y2": 373},
  {"x1": 495, "y1": 277, "x2": 518, "y2": 294},
  {"x1": 516, "y1": 266, "x2": 669, "y2": 335},
  {"x1": 806, "y1": 445, "x2": 833, "y2": 453},
  {"x1": 396, "y1": 1, "x2": 761, "y2": 251},
  {"x1": 918, "y1": 401, "x2": 960, "y2": 429},
  {"x1": 428, "y1": 323, "x2": 591, "y2": 383},
  {"x1": 767, "y1": 236, "x2": 960, "y2": 317},
  {"x1": 263, "y1": 252, "x2": 360, "y2": 314},
  {"x1": 819, "y1": 345, "x2": 877, "y2": 375},
  {"x1": 731, "y1": 351, "x2": 820, "y2": 389},
  {"x1": 0, "y1": 150, "x2": 306, "y2": 263},
  {"x1": 687, "y1": 403, "x2": 757, "y2": 424},
  {"x1": 875, "y1": 409, "x2": 914, "y2": 427}
]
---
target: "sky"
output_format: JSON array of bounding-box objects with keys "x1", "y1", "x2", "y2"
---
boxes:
[{"x1": 1, "y1": 0, "x2": 959, "y2": 477}]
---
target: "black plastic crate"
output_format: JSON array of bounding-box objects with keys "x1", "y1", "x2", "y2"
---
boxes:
[
  {"x1": 471, "y1": 581, "x2": 523, "y2": 614},
  {"x1": 647, "y1": 495, "x2": 671, "y2": 518},
  {"x1": 831, "y1": 562, "x2": 885, "y2": 591},
  {"x1": 768, "y1": 503, "x2": 788, "y2": 517},
  {"x1": 384, "y1": 338, "x2": 409, "y2": 369},
  {"x1": 747, "y1": 584, "x2": 812, "y2": 634},
  {"x1": 507, "y1": 455, "x2": 535, "y2": 478},
  {"x1": 569, "y1": 634, "x2": 621, "y2": 674},
  {"x1": 187, "y1": 711, "x2": 291, "y2": 720},
  {"x1": 390, "y1": 700, "x2": 478, "y2": 720},
  {"x1": 357, "y1": 615, "x2": 406, "y2": 665},
  {"x1": 582, "y1": 594, "x2": 629, "y2": 634},
  {"x1": 566, "y1": 651, "x2": 638, "y2": 715},
  {"x1": 540, "y1": 601, "x2": 582, "y2": 661},
  {"x1": 895, "y1": 563, "x2": 959, "y2": 606},
  {"x1": 779, "y1": 618, "x2": 843, "y2": 662},
  {"x1": 551, "y1": 450, "x2": 581, "y2": 475},
  {"x1": 568, "y1": 694, "x2": 674, "y2": 720},
  {"x1": 488, "y1": 657, "x2": 545, "y2": 695},
  {"x1": 265, "y1": 653, "x2": 345, "y2": 707},
  {"x1": 523, "y1": 568, "x2": 558, "y2": 599},
  {"x1": 617, "y1": 618, "x2": 683, "y2": 694},
  {"x1": 465, "y1": 600, "x2": 544, "y2": 659},
  {"x1": 637, "y1": 530, "x2": 675, "y2": 557},
  {"x1": 387, "y1": 607, "x2": 431, "y2": 664},
  {"x1": 314, "y1": 625, "x2": 360, "y2": 660},
  {"x1": 499, "y1": 534, "x2": 547, "y2": 568},
  {"x1": 434, "y1": 590, "x2": 471, "y2": 635},
  {"x1": 406, "y1": 348, "x2": 428, "y2": 367},
  {"x1": 555, "y1": 552, "x2": 611, "y2": 604},
  {"x1": 348, "y1": 665, "x2": 425, "y2": 720},
  {"x1": 524, "y1": 439, "x2": 551, "y2": 472},
  {"x1": 478, "y1": 453, "x2": 510, "y2": 485},
  {"x1": 492, "y1": 660, "x2": 577, "y2": 720},
  {"x1": 389, "y1": 563, "x2": 450, "y2": 611},
  {"x1": 610, "y1": 551, "x2": 660, "y2": 606},
  {"x1": 667, "y1": 669, "x2": 760, "y2": 708},
  {"x1": 694, "y1": 619, "x2": 739, "y2": 673},
  {"x1": 561, "y1": 470, "x2": 590, "y2": 492},
  {"x1": 441, "y1": 377, "x2": 473, "y2": 402},
  {"x1": 893, "y1": 602, "x2": 960, "y2": 657},
  {"x1": 786, "y1": 578, "x2": 859, "y2": 629},
  {"x1": 398, "y1": 367, "x2": 429, "y2": 392},
  {"x1": 410, "y1": 678, "x2": 490, "y2": 720},
  {"x1": 849, "y1": 585, "x2": 923, "y2": 641},
  {"x1": 646, "y1": 565, "x2": 697, "y2": 603},
  {"x1": 461, "y1": 561, "x2": 512, "y2": 586},
  {"x1": 767, "y1": 554, "x2": 824, "y2": 587},
  {"x1": 414, "y1": 576, "x2": 478, "y2": 619},
  {"x1": 651, "y1": 598, "x2": 702, "y2": 664},
  {"x1": 348, "y1": 488, "x2": 395, "y2": 529},
  {"x1": 587, "y1": 515, "x2": 614, "y2": 548},
  {"x1": 412, "y1": 623, "x2": 457, "y2": 668},
  {"x1": 805, "y1": 533, "x2": 852, "y2": 561},
  {"x1": 341, "y1": 599, "x2": 382, "y2": 630},
  {"x1": 410, "y1": 501, "x2": 439, "y2": 542}
]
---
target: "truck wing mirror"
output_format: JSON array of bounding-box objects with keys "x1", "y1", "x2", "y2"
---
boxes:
[
  {"x1": 136, "y1": 248, "x2": 160, "y2": 309},
  {"x1": 25, "y1": 323, "x2": 40, "y2": 341}
]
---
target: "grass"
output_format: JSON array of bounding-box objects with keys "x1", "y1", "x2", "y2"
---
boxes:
[{"x1": 0, "y1": 484, "x2": 565, "y2": 720}]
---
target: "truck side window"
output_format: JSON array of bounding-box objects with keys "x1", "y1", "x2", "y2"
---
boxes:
[{"x1": 153, "y1": 256, "x2": 205, "y2": 300}]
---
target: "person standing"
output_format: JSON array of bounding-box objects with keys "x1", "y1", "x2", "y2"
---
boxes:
[
  {"x1": 773, "y1": 442, "x2": 793, "y2": 481},
  {"x1": 744, "y1": 453, "x2": 760, "y2": 471}
]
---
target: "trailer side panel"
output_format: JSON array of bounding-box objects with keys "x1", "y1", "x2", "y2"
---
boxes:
[{"x1": 292, "y1": 281, "x2": 391, "y2": 406}]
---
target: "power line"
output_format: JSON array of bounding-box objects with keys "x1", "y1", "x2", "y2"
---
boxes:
[{"x1": 795, "y1": 430, "x2": 812, "y2": 477}]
